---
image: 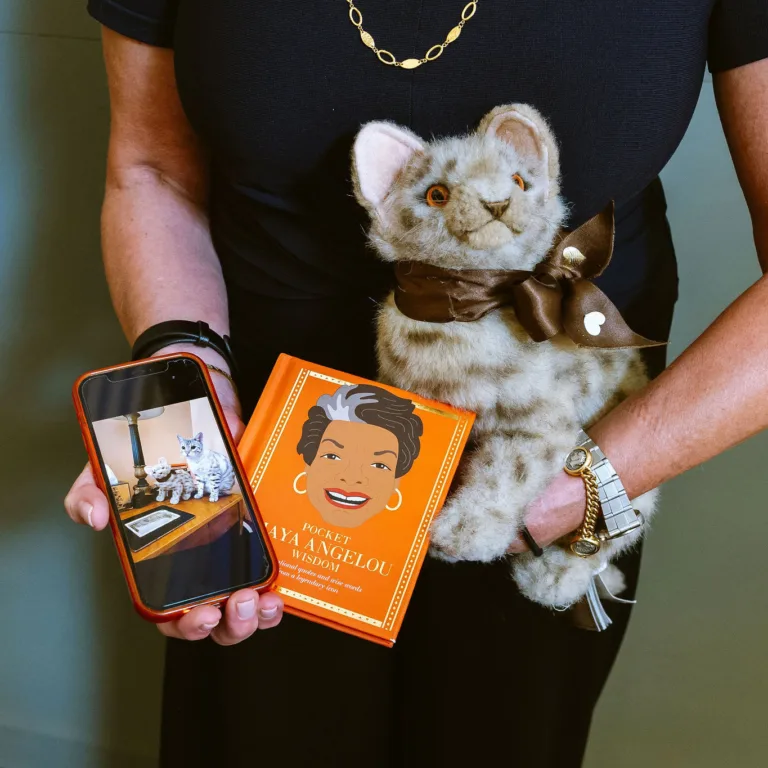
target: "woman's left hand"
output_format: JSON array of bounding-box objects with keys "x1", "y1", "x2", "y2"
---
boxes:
[{"x1": 506, "y1": 472, "x2": 587, "y2": 554}]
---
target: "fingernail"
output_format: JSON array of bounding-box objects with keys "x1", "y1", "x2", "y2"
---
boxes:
[
  {"x1": 259, "y1": 605, "x2": 278, "y2": 620},
  {"x1": 236, "y1": 599, "x2": 255, "y2": 620},
  {"x1": 79, "y1": 502, "x2": 94, "y2": 527},
  {"x1": 201, "y1": 621, "x2": 219, "y2": 631}
]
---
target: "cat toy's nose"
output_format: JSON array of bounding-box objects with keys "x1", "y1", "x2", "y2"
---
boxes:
[{"x1": 483, "y1": 200, "x2": 510, "y2": 219}]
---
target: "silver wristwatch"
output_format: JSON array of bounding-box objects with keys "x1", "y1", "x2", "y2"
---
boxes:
[{"x1": 573, "y1": 429, "x2": 643, "y2": 540}]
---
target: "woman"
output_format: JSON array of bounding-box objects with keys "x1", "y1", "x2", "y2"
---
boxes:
[
  {"x1": 296, "y1": 384, "x2": 423, "y2": 528},
  {"x1": 64, "y1": 2, "x2": 768, "y2": 765}
]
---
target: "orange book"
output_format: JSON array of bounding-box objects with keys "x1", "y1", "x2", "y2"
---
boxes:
[{"x1": 238, "y1": 354, "x2": 474, "y2": 647}]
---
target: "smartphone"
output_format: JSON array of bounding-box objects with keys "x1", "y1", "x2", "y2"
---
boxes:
[{"x1": 73, "y1": 353, "x2": 277, "y2": 621}]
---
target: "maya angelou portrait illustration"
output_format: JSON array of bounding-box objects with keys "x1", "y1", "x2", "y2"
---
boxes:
[{"x1": 294, "y1": 385, "x2": 423, "y2": 528}]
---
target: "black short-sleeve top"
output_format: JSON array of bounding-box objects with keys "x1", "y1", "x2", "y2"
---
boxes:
[{"x1": 87, "y1": 0, "x2": 768, "y2": 315}]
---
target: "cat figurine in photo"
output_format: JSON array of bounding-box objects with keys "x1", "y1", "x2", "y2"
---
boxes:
[
  {"x1": 351, "y1": 103, "x2": 658, "y2": 608},
  {"x1": 177, "y1": 432, "x2": 235, "y2": 503},
  {"x1": 145, "y1": 457, "x2": 196, "y2": 505}
]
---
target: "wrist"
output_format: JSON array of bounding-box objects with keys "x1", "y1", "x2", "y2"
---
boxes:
[
  {"x1": 586, "y1": 406, "x2": 653, "y2": 501},
  {"x1": 524, "y1": 471, "x2": 585, "y2": 545},
  {"x1": 132, "y1": 320, "x2": 237, "y2": 374},
  {"x1": 568, "y1": 427, "x2": 646, "y2": 544}
]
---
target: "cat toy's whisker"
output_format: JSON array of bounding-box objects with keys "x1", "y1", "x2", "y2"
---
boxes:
[
  {"x1": 393, "y1": 218, "x2": 432, "y2": 244},
  {"x1": 526, "y1": 210, "x2": 562, "y2": 228},
  {"x1": 525, "y1": 209, "x2": 554, "y2": 221}
]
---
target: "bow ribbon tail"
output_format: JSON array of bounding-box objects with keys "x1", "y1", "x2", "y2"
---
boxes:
[
  {"x1": 563, "y1": 281, "x2": 666, "y2": 349},
  {"x1": 511, "y1": 276, "x2": 565, "y2": 342},
  {"x1": 585, "y1": 576, "x2": 613, "y2": 631}
]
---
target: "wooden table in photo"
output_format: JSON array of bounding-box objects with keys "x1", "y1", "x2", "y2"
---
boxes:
[{"x1": 121, "y1": 494, "x2": 245, "y2": 562}]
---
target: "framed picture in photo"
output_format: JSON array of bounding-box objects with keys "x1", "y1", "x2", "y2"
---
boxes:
[{"x1": 111, "y1": 481, "x2": 133, "y2": 511}]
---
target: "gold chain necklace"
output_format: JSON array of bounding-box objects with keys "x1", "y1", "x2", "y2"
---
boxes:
[{"x1": 346, "y1": 1, "x2": 479, "y2": 69}]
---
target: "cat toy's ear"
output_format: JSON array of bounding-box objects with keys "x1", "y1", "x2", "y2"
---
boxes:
[
  {"x1": 158, "y1": 457, "x2": 166, "y2": 464},
  {"x1": 195, "y1": 432, "x2": 203, "y2": 442},
  {"x1": 177, "y1": 435, "x2": 183, "y2": 444},
  {"x1": 478, "y1": 104, "x2": 560, "y2": 198},
  {"x1": 352, "y1": 121, "x2": 425, "y2": 223}
]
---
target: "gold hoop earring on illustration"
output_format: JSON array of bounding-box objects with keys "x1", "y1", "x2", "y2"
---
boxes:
[
  {"x1": 386, "y1": 488, "x2": 402, "y2": 511},
  {"x1": 293, "y1": 471, "x2": 307, "y2": 494}
]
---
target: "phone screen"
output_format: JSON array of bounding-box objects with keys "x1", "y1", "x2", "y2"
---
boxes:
[{"x1": 79, "y1": 356, "x2": 273, "y2": 612}]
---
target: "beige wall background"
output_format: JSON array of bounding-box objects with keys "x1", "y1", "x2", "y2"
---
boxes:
[
  {"x1": 0, "y1": 4, "x2": 765, "y2": 767},
  {"x1": 189, "y1": 398, "x2": 229, "y2": 458}
]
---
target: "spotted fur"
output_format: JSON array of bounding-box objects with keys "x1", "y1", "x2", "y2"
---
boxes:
[
  {"x1": 177, "y1": 432, "x2": 235, "y2": 503},
  {"x1": 145, "y1": 457, "x2": 196, "y2": 505},
  {"x1": 352, "y1": 104, "x2": 658, "y2": 608}
]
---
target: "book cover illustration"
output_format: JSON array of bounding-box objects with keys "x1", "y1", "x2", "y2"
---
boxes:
[{"x1": 239, "y1": 354, "x2": 474, "y2": 646}]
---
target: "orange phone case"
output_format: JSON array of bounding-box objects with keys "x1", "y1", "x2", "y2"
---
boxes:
[{"x1": 72, "y1": 353, "x2": 278, "y2": 622}]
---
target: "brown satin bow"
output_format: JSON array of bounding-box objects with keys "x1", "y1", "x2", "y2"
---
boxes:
[{"x1": 393, "y1": 201, "x2": 664, "y2": 349}]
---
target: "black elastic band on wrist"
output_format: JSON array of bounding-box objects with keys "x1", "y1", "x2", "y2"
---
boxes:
[
  {"x1": 131, "y1": 320, "x2": 238, "y2": 374},
  {"x1": 521, "y1": 525, "x2": 544, "y2": 557}
]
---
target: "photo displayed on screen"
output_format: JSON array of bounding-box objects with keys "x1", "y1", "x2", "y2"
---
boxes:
[{"x1": 91, "y1": 395, "x2": 266, "y2": 610}]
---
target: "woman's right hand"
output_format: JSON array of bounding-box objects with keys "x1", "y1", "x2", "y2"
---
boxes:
[{"x1": 64, "y1": 354, "x2": 284, "y2": 643}]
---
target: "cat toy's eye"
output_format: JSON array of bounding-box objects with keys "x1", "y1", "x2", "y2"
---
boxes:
[
  {"x1": 425, "y1": 184, "x2": 450, "y2": 207},
  {"x1": 512, "y1": 173, "x2": 526, "y2": 191}
]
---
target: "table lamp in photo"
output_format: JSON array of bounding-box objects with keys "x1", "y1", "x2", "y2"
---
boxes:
[{"x1": 113, "y1": 407, "x2": 164, "y2": 509}]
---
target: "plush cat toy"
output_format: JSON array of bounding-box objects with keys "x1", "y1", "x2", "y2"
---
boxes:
[
  {"x1": 351, "y1": 104, "x2": 658, "y2": 609},
  {"x1": 177, "y1": 432, "x2": 235, "y2": 503},
  {"x1": 145, "y1": 457, "x2": 196, "y2": 505}
]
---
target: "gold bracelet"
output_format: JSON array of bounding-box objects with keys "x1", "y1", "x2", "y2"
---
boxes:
[
  {"x1": 206, "y1": 364, "x2": 237, "y2": 392},
  {"x1": 563, "y1": 446, "x2": 603, "y2": 557}
]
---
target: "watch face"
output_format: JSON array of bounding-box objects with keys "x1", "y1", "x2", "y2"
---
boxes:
[
  {"x1": 565, "y1": 447, "x2": 589, "y2": 473},
  {"x1": 571, "y1": 538, "x2": 600, "y2": 557}
]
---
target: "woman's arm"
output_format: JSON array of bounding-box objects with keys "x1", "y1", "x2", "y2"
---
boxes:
[
  {"x1": 100, "y1": 28, "x2": 241, "y2": 418},
  {"x1": 516, "y1": 58, "x2": 768, "y2": 549},
  {"x1": 716, "y1": 60, "x2": 768, "y2": 270},
  {"x1": 101, "y1": 27, "x2": 229, "y2": 349},
  {"x1": 64, "y1": 29, "x2": 282, "y2": 640}
]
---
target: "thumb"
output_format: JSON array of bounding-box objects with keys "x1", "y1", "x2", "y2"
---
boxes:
[{"x1": 64, "y1": 464, "x2": 111, "y2": 530}]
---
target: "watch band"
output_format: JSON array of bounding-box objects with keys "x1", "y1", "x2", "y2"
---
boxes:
[
  {"x1": 131, "y1": 321, "x2": 238, "y2": 373},
  {"x1": 574, "y1": 429, "x2": 643, "y2": 539},
  {"x1": 563, "y1": 446, "x2": 603, "y2": 557}
]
